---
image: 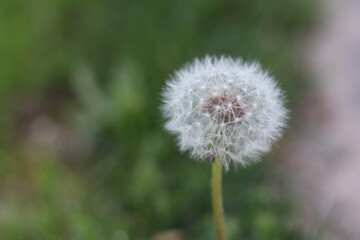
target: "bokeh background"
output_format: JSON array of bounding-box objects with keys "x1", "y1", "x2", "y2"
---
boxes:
[{"x1": 6, "y1": 0, "x2": 357, "y2": 239}]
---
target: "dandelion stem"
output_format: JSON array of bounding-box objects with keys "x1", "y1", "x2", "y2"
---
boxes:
[{"x1": 211, "y1": 162, "x2": 227, "y2": 240}]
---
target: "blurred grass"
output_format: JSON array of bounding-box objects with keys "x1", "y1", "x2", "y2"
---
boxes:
[{"x1": 0, "y1": 0, "x2": 316, "y2": 239}]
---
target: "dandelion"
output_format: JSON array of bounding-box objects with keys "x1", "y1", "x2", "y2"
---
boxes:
[
  {"x1": 161, "y1": 56, "x2": 288, "y2": 240},
  {"x1": 162, "y1": 56, "x2": 287, "y2": 167}
]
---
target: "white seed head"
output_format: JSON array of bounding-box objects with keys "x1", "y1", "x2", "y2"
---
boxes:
[{"x1": 161, "y1": 56, "x2": 288, "y2": 169}]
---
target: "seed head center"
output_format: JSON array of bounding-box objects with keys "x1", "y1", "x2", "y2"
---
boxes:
[{"x1": 203, "y1": 96, "x2": 245, "y2": 124}]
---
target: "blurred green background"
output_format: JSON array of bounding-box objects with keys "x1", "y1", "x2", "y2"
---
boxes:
[{"x1": 0, "y1": 0, "x2": 316, "y2": 239}]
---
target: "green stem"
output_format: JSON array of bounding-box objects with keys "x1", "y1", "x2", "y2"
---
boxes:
[{"x1": 211, "y1": 162, "x2": 228, "y2": 240}]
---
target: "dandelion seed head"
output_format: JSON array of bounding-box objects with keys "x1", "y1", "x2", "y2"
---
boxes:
[{"x1": 161, "y1": 56, "x2": 288, "y2": 169}]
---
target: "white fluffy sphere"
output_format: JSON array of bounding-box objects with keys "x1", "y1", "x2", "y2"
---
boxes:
[{"x1": 161, "y1": 56, "x2": 288, "y2": 168}]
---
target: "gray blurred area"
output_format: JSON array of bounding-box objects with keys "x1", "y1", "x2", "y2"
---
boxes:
[{"x1": 286, "y1": 0, "x2": 360, "y2": 239}]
